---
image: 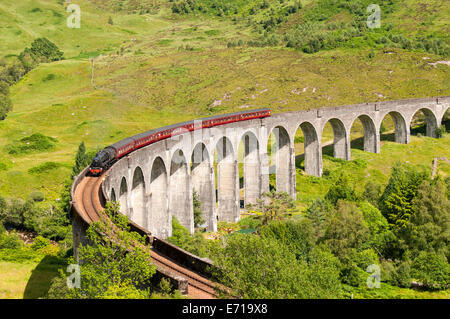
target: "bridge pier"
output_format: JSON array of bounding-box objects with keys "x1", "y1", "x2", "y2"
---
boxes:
[
  {"x1": 243, "y1": 133, "x2": 261, "y2": 205},
  {"x1": 169, "y1": 153, "x2": 194, "y2": 234},
  {"x1": 191, "y1": 145, "x2": 217, "y2": 232},
  {"x1": 217, "y1": 160, "x2": 239, "y2": 222}
]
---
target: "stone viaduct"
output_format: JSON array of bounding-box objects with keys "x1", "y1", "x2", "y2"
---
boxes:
[{"x1": 101, "y1": 96, "x2": 449, "y2": 239}]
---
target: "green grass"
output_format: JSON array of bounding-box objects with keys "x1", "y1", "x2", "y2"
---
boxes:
[
  {"x1": 346, "y1": 283, "x2": 450, "y2": 299},
  {"x1": 0, "y1": 246, "x2": 67, "y2": 299},
  {"x1": 0, "y1": 0, "x2": 447, "y2": 205}
]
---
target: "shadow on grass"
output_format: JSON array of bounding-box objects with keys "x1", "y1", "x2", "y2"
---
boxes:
[
  {"x1": 23, "y1": 255, "x2": 66, "y2": 299},
  {"x1": 411, "y1": 124, "x2": 427, "y2": 136}
]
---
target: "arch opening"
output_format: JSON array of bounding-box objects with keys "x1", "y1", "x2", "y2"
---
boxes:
[
  {"x1": 350, "y1": 115, "x2": 378, "y2": 154},
  {"x1": 294, "y1": 122, "x2": 321, "y2": 177},
  {"x1": 320, "y1": 119, "x2": 348, "y2": 159},
  {"x1": 410, "y1": 108, "x2": 438, "y2": 138},
  {"x1": 380, "y1": 111, "x2": 408, "y2": 144},
  {"x1": 268, "y1": 126, "x2": 291, "y2": 193},
  {"x1": 110, "y1": 188, "x2": 116, "y2": 202},
  {"x1": 119, "y1": 177, "x2": 128, "y2": 217}
]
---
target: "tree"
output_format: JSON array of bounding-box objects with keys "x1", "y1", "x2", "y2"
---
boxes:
[
  {"x1": 20, "y1": 38, "x2": 64, "y2": 64},
  {"x1": 305, "y1": 198, "x2": 332, "y2": 241},
  {"x1": 358, "y1": 201, "x2": 393, "y2": 255},
  {"x1": 379, "y1": 163, "x2": 428, "y2": 230},
  {"x1": 0, "y1": 81, "x2": 9, "y2": 96},
  {"x1": 363, "y1": 180, "x2": 382, "y2": 207},
  {"x1": 325, "y1": 173, "x2": 357, "y2": 206},
  {"x1": 68, "y1": 202, "x2": 157, "y2": 298},
  {"x1": 72, "y1": 141, "x2": 89, "y2": 177},
  {"x1": 246, "y1": 191, "x2": 296, "y2": 225},
  {"x1": 321, "y1": 200, "x2": 370, "y2": 259},
  {"x1": 0, "y1": 91, "x2": 13, "y2": 120},
  {"x1": 260, "y1": 219, "x2": 315, "y2": 261},
  {"x1": 193, "y1": 190, "x2": 204, "y2": 228},
  {"x1": 401, "y1": 178, "x2": 450, "y2": 259},
  {"x1": 411, "y1": 252, "x2": 450, "y2": 289},
  {"x1": 0, "y1": 195, "x2": 6, "y2": 222}
]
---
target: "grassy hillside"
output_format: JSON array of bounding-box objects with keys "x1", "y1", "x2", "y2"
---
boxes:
[{"x1": 0, "y1": 0, "x2": 448, "y2": 204}]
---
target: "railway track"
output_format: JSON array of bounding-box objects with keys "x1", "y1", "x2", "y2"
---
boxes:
[{"x1": 73, "y1": 174, "x2": 219, "y2": 299}]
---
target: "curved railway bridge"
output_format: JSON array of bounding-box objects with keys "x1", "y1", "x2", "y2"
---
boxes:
[
  {"x1": 71, "y1": 96, "x2": 449, "y2": 298},
  {"x1": 71, "y1": 169, "x2": 220, "y2": 298}
]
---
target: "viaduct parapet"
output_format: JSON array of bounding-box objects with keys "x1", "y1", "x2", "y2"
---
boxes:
[{"x1": 100, "y1": 96, "x2": 449, "y2": 238}]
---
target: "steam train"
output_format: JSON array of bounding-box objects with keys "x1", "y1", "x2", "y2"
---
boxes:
[{"x1": 89, "y1": 108, "x2": 271, "y2": 176}]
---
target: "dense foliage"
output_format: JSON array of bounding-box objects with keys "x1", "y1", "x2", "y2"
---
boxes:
[
  {"x1": 169, "y1": 0, "x2": 449, "y2": 56},
  {"x1": 169, "y1": 160, "x2": 449, "y2": 297},
  {"x1": 50, "y1": 202, "x2": 157, "y2": 299}
]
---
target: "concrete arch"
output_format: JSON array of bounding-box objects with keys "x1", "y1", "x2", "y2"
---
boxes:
[
  {"x1": 191, "y1": 143, "x2": 216, "y2": 231},
  {"x1": 119, "y1": 177, "x2": 128, "y2": 217},
  {"x1": 240, "y1": 131, "x2": 261, "y2": 205},
  {"x1": 131, "y1": 166, "x2": 146, "y2": 228},
  {"x1": 268, "y1": 125, "x2": 292, "y2": 194},
  {"x1": 350, "y1": 114, "x2": 379, "y2": 153},
  {"x1": 214, "y1": 137, "x2": 239, "y2": 222},
  {"x1": 410, "y1": 108, "x2": 438, "y2": 138},
  {"x1": 110, "y1": 188, "x2": 116, "y2": 202},
  {"x1": 150, "y1": 157, "x2": 170, "y2": 238},
  {"x1": 169, "y1": 149, "x2": 193, "y2": 233},
  {"x1": 296, "y1": 121, "x2": 322, "y2": 177},
  {"x1": 380, "y1": 111, "x2": 409, "y2": 144}
]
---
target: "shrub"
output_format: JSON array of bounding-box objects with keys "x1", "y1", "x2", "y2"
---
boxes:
[
  {"x1": 167, "y1": 217, "x2": 212, "y2": 258},
  {"x1": 6, "y1": 133, "x2": 57, "y2": 155},
  {"x1": 29, "y1": 191, "x2": 45, "y2": 202},
  {"x1": 4, "y1": 198, "x2": 28, "y2": 228},
  {"x1": 0, "y1": 232, "x2": 23, "y2": 249},
  {"x1": 435, "y1": 125, "x2": 446, "y2": 138},
  {"x1": 340, "y1": 248, "x2": 379, "y2": 287},
  {"x1": 28, "y1": 162, "x2": 61, "y2": 175},
  {"x1": 31, "y1": 235, "x2": 50, "y2": 250},
  {"x1": 380, "y1": 259, "x2": 396, "y2": 283}
]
